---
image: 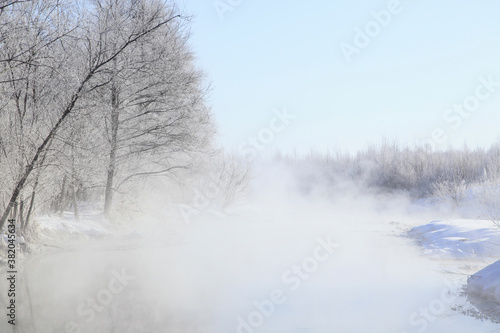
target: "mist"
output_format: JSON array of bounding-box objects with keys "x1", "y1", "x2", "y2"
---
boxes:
[
  {"x1": 1, "y1": 0, "x2": 500, "y2": 332},
  {"x1": 1, "y1": 159, "x2": 497, "y2": 333}
]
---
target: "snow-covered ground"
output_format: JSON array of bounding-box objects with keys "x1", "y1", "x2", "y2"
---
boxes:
[
  {"x1": 34, "y1": 212, "x2": 110, "y2": 240},
  {"x1": 409, "y1": 219, "x2": 500, "y2": 259},
  {"x1": 467, "y1": 260, "x2": 500, "y2": 302},
  {"x1": 408, "y1": 218, "x2": 500, "y2": 324}
]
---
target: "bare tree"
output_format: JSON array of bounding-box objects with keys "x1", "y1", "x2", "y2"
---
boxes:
[
  {"x1": 90, "y1": 0, "x2": 216, "y2": 217},
  {"x1": 0, "y1": 0, "x2": 183, "y2": 230}
]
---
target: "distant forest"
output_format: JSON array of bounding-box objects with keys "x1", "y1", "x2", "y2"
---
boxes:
[{"x1": 279, "y1": 141, "x2": 500, "y2": 216}]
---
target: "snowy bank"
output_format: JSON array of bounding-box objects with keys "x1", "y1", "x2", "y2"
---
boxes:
[
  {"x1": 467, "y1": 260, "x2": 500, "y2": 302},
  {"x1": 466, "y1": 260, "x2": 500, "y2": 323},
  {"x1": 34, "y1": 212, "x2": 110, "y2": 241},
  {"x1": 408, "y1": 219, "x2": 500, "y2": 258}
]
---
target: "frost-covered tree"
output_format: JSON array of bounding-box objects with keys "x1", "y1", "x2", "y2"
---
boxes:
[
  {"x1": 0, "y1": 0, "x2": 189, "y2": 230},
  {"x1": 87, "y1": 0, "x2": 215, "y2": 217},
  {"x1": 0, "y1": 0, "x2": 79, "y2": 229}
]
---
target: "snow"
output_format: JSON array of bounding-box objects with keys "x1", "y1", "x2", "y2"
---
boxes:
[
  {"x1": 408, "y1": 219, "x2": 500, "y2": 258},
  {"x1": 35, "y1": 212, "x2": 110, "y2": 239},
  {"x1": 408, "y1": 218, "x2": 500, "y2": 320},
  {"x1": 467, "y1": 260, "x2": 500, "y2": 302}
]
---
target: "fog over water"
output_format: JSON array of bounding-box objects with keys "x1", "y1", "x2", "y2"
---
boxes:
[
  {"x1": 2, "y1": 1, "x2": 500, "y2": 332},
  {"x1": 1, "y1": 162, "x2": 498, "y2": 333}
]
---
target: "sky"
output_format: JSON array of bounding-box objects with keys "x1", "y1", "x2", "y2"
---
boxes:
[{"x1": 181, "y1": 0, "x2": 500, "y2": 155}]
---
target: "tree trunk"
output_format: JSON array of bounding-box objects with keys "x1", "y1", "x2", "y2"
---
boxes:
[
  {"x1": 72, "y1": 181, "x2": 80, "y2": 222},
  {"x1": 104, "y1": 76, "x2": 120, "y2": 218},
  {"x1": 59, "y1": 175, "x2": 67, "y2": 217},
  {"x1": 12, "y1": 201, "x2": 18, "y2": 220},
  {"x1": 24, "y1": 190, "x2": 36, "y2": 230},
  {"x1": 19, "y1": 200, "x2": 24, "y2": 230}
]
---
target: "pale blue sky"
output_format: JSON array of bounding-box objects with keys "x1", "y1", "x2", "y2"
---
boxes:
[{"x1": 181, "y1": 0, "x2": 500, "y2": 154}]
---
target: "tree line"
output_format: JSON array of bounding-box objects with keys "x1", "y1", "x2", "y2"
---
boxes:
[{"x1": 279, "y1": 141, "x2": 500, "y2": 206}]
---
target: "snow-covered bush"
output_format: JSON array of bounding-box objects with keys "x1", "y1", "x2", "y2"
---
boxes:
[{"x1": 276, "y1": 141, "x2": 500, "y2": 214}]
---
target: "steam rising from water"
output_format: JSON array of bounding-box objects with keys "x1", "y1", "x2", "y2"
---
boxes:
[{"x1": 1, "y1": 162, "x2": 498, "y2": 332}]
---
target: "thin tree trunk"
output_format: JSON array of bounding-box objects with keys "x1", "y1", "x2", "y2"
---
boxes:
[
  {"x1": 24, "y1": 190, "x2": 36, "y2": 230},
  {"x1": 19, "y1": 200, "x2": 24, "y2": 230},
  {"x1": 104, "y1": 73, "x2": 120, "y2": 218},
  {"x1": 12, "y1": 201, "x2": 18, "y2": 220},
  {"x1": 72, "y1": 181, "x2": 80, "y2": 222},
  {"x1": 70, "y1": 143, "x2": 80, "y2": 222},
  {"x1": 23, "y1": 170, "x2": 40, "y2": 231},
  {"x1": 59, "y1": 175, "x2": 67, "y2": 217}
]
